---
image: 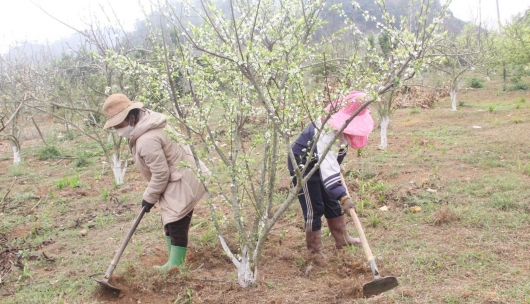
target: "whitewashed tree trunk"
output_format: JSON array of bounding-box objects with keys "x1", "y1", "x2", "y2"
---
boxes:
[
  {"x1": 450, "y1": 88, "x2": 457, "y2": 111},
  {"x1": 11, "y1": 143, "x2": 21, "y2": 164},
  {"x1": 111, "y1": 153, "x2": 127, "y2": 185},
  {"x1": 236, "y1": 246, "x2": 257, "y2": 287},
  {"x1": 217, "y1": 233, "x2": 257, "y2": 287},
  {"x1": 378, "y1": 115, "x2": 390, "y2": 150}
]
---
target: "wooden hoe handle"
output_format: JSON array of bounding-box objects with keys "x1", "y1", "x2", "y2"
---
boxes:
[
  {"x1": 340, "y1": 174, "x2": 376, "y2": 265},
  {"x1": 104, "y1": 206, "x2": 147, "y2": 279}
]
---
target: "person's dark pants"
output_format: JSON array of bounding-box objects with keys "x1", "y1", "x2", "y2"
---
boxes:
[
  {"x1": 164, "y1": 210, "x2": 193, "y2": 247},
  {"x1": 291, "y1": 171, "x2": 343, "y2": 232}
]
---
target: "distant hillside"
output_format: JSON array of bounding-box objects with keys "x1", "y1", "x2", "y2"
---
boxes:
[
  {"x1": 322, "y1": 0, "x2": 465, "y2": 34},
  {"x1": 3, "y1": 0, "x2": 467, "y2": 59},
  {"x1": 3, "y1": 33, "x2": 86, "y2": 59}
]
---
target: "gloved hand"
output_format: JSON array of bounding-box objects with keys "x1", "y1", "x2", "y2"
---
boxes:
[
  {"x1": 340, "y1": 197, "x2": 356, "y2": 216},
  {"x1": 142, "y1": 200, "x2": 154, "y2": 212}
]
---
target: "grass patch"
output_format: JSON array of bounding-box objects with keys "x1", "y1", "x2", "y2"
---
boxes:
[
  {"x1": 56, "y1": 176, "x2": 82, "y2": 189},
  {"x1": 38, "y1": 146, "x2": 61, "y2": 161},
  {"x1": 7, "y1": 163, "x2": 29, "y2": 177}
]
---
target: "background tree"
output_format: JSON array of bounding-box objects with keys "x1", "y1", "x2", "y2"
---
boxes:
[
  {"x1": 0, "y1": 52, "x2": 36, "y2": 164},
  {"x1": 501, "y1": 9, "x2": 530, "y2": 86},
  {"x1": 31, "y1": 8, "x2": 155, "y2": 185},
  {"x1": 325, "y1": 0, "x2": 448, "y2": 149},
  {"x1": 429, "y1": 22, "x2": 496, "y2": 111}
]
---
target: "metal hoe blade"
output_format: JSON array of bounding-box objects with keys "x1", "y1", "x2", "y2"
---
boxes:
[
  {"x1": 93, "y1": 276, "x2": 121, "y2": 292},
  {"x1": 363, "y1": 275, "x2": 399, "y2": 298}
]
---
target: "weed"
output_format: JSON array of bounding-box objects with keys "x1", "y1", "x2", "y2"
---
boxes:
[
  {"x1": 73, "y1": 151, "x2": 91, "y2": 168},
  {"x1": 100, "y1": 188, "x2": 110, "y2": 201},
  {"x1": 56, "y1": 176, "x2": 82, "y2": 189},
  {"x1": 489, "y1": 193, "x2": 518, "y2": 211},
  {"x1": 367, "y1": 211, "x2": 382, "y2": 228},
  {"x1": 60, "y1": 131, "x2": 77, "y2": 141},
  {"x1": 488, "y1": 105, "x2": 494, "y2": 113},
  {"x1": 513, "y1": 118, "x2": 523, "y2": 124},
  {"x1": 18, "y1": 248, "x2": 30, "y2": 259},
  {"x1": 8, "y1": 163, "x2": 28, "y2": 177},
  {"x1": 38, "y1": 146, "x2": 61, "y2": 161},
  {"x1": 377, "y1": 192, "x2": 386, "y2": 204},
  {"x1": 185, "y1": 288, "x2": 194, "y2": 302},
  {"x1": 56, "y1": 179, "x2": 66, "y2": 189},
  {"x1": 522, "y1": 163, "x2": 530, "y2": 177},
  {"x1": 12, "y1": 192, "x2": 35, "y2": 204},
  {"x1": 356, "y1": 198, "x2": 371, "y2": 216},
  {"x1": 286, "y1": 212, "x2": 297, "y2": 220},
  {"x1": 510, "y1": 75, "x2": 522, "y2": 84},
  {"x1": 457, "y1": 100, "x2": 466, "y2": 107},
  {"x1": 198, "y1": 223, "x2": 217, "y2": 245},
  {"x1": 468, "y1": 77, "x2": 484, "y2": 88},
  {"x1": 432, "y1": 164, "x2": 439, "y2": 176},
  {"x1": 442, "y1": 295, "x2": 466, "y2": 303},
  {"x1": 345, "y1": 243, "x2": 359, "y2": 254},
  {"x1": 410, "y1": 107, "x2": 420, "y2": 114},
  {"x1": 509, "y1": 83, "x2": 530, "y2": 91},
  {"x1": 296, "y1": 256, "x2": 307, "y2": 268},
  {"x1": 18, "y1": 264, "x2": 32, "y2": 281},
  {"x1": 135, "y1": 241, "x2": 143, "y2": 259}
]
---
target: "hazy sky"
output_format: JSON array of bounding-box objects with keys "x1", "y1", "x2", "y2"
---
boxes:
[
  {"x1": 446, "y1": 0, "x2": 530, "y2": 26},
  {"x1": 0, "y1": 0, "x2": 529, "y2": 54},
  {"x1": 0, "y1": 0, "x2": 153, "y2": 53}
]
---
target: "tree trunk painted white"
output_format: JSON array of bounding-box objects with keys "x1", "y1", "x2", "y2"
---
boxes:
[
  {"x1": 379, "y1": 115, "x2": 390, "y2": 150},
  {"x1": 111, "y1": 153, "x2": 127, "y2": 185},
  {"x1": 11, "y1": 143, "x2": 21, "y2": 164},
  {"x1": 236, "y1": 246, "x2": 257, "y2": 288},
  {"x1": 217, "y1": 232, "x2": 257, "y2": 287},
  {"x1": 450, "y1": 88, "x2": 457, "y2": 111}
]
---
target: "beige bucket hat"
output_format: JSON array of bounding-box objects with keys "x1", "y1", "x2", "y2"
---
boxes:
[{"x1": 102, "y1": 94, "x2": 143, "y2": 129}]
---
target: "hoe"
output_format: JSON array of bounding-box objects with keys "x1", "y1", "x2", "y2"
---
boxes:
[
  {"x1": 341, "y1": 174, "x2": 398, "y2": 297},
  {"x1": 91, "y1": 206, "x2": 147, "y2": 292}
]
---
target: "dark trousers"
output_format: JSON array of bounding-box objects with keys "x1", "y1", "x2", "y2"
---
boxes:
[
  {"x1": 164, "y1": 210, "x2": 193, "y2": 247},
  {"x1": 292, "y1": 171, "x2": 343, "y2": 232}
]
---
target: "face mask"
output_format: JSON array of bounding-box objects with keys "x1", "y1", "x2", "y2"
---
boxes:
[
  {"x1": 345, "y1": 133, "x2": 368, "y2": 149},
  {"x1": 116, "y1": 125, "x2": 134, "y2": 138}
]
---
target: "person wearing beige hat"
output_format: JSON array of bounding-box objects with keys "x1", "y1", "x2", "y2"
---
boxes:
[{"x1": 102, "y1": 93, "x2": 210, "y2": 270}]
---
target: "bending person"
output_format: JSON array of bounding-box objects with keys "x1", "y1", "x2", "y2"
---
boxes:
[
  {"x1": 288, "y1": 91, "x2": 374, "y2": 257},
  {"x1": 102, "y1": 93, "x2": 209, "y2": 270}
]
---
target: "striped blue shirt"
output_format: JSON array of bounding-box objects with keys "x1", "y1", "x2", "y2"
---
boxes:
[{"x1": 289, "y1": 120, "x2": 348, "y2": 200}]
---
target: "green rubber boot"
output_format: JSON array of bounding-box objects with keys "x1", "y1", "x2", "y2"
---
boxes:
[{"x1": 154, "y1": 245, "x2": 187, "y2": 271}]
